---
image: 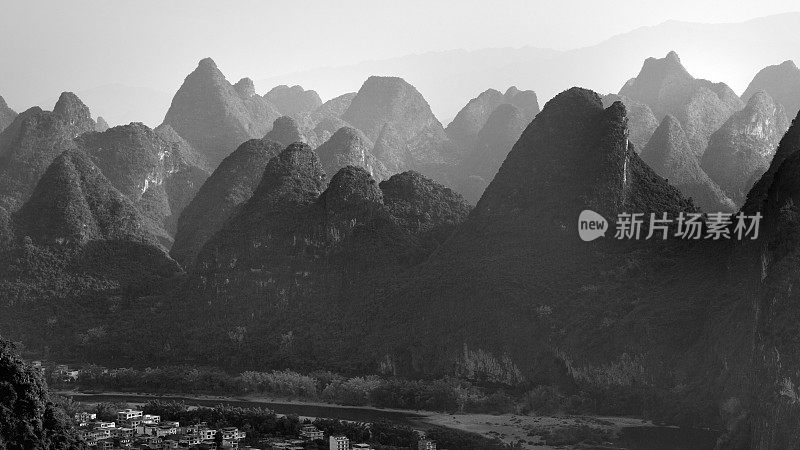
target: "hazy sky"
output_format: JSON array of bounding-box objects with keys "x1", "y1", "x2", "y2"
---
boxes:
[{"x1": 1, "y1": 0, "x2": 799, "y2": 112}]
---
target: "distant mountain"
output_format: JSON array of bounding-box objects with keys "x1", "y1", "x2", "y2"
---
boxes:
[
  {"x1": 265, "y1": 85, "x2": 323, "y2": 116},
  {"x1": 702, "y1": 92, "x2": 790, "y2": 206},
  {"x1": 162, "y1": 58, "x2": 281, "y2": 167},
  {"x1": 601, "y1": 94, "x2": 658, "y2": 151},
  {"x1": 342, "y1": 76, "x2": 451, "y2": 177},
  {"x1": 74, "y1": 123, "x2": 211, "y2": 245},
  {"x1": 453, "y1": 103, "x2": 526, "y2": 204},
  {"x1": 95, "y1": 116, "x2": 110, "y2": 132},
  {"x1": 641, "y1": 115, "x2": 735, "y2": 212},
  {"x1": 0, "y1": 93, "x2": 97, "y2": 211},
  {"x1": 742, "y1": 60, "x2": 800, "y2": 119},
  {"x1": 264, "y1": 116, "x2": 319, "y2": 148},
  {"x1": 315, "y1": 126, "x2": 388, "y2": 183},
  {"x1": 620, "y1": 51, "x2": 743, "y2": 157},
  {"x1": 170, "y1": 138, "x2": 282, "y2": 269},
  {"x1": 258, "y1": 14, "x2": 800, "y2": 121},
  {"x1": 445, "y1": 87, "x2": 539, "y2": 151},
  {"x1": 0, "y1": 94, "x2": 17, "y2": 133}
]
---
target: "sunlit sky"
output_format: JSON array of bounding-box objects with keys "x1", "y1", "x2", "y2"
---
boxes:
[{"x1": 1, "y1": 0, "x2": 799, "y2": 112}]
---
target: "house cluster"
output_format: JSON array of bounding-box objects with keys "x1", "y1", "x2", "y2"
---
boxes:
[
  {"x1": 260, "y1": 426, "x2": 436, "y2": 450},
  {"x1": 75, "y1": 409, "x2": 246, "y2": 449}
]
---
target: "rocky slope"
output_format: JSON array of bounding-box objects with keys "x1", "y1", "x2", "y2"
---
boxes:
[
  {"x1": 265, "y1": 85, "x2": 323, "y2": 116},
  {"x1": 701, "y1": 92, "x2": 789, "y2": 206},
  {"x1": 170, "y1": 138, "x2": 283, "y2": 269},
  {"x1": 0, "y1": 93, "x2": 97, "y2": 211},
  {"x1": 162, "y1": 58, "x2": 280, "y2": 167},
  {"x1": 74, "y1": 123, "x2": 211, "y2": 246},
  {"x1": 372, "y1": 88, "x2": 700, "y2": 386},
  {"x1": 641, "y1": 115, "x2": 735, "y2": 212},
  {"x1": 620, "y1": 51, "x2": 743, "y2": 157},
  {"x1": 453, "y1": 104, "x2": 527, "y2": 204},
  {"x1": 742, "y1": 60, "x2": 800, "y2": 118},
  {"x1": 315, "y1": 126, "x2": 388, "y2": 183},
  {"x1": 601, "y1": 94, "x2": 658, "y2": 151},
  {"x1": 0, "y1": 94, "x2": 17, "y2": 133}
]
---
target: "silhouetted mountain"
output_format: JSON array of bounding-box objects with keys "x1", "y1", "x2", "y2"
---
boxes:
[
  {"x1": 374, "y1": 88, "x2": 697, "y2": 383},
  {"x1": 265, "y1": 85, "x2": 323, "y2": 116},
  {"x1": 316, "y1": 127, "x2": 388, "y2": 183},
  {"x1": 620, "y1": 51, "x2": 743, "y2": 156},
  {"x1": 342, "y1": 76, "x2": 450, "y2": 173},
  {"x1": 702, "y1": 92, "x2": 789, "y2": 205},
  {"x1": 264, "y1": 116, "x2": 319, "y2": 148},
  {"x1": 170, "y1": 138, "x2": 282, "y2": 268},
  {"x1": 742, "y1": 60, "x2": 800, "y2": 119},
  {"x1": 742, "y1": 110, "x2": 800, "y2": 214},
  {"x1": 641, "y1": 115, "x2": 735, "y2": 212},
  {"x1": 0, "y1": 94, "x2": 17, "y2": 133},
  {"x1": 602, "y1": 94, "x2": 658, "y2": 151},
  {"x1": 0, "y1": 92, "x2": 96, "y2": 211},
  {"x1": 453, "y1": 104, "x2": 526, "y2": 204},
  {"x1": 74, "y1": 123, "x2": 211, "y2": 246},
  {"x1": 162, "y1": 58, "x2": 280, "y2": 167}
]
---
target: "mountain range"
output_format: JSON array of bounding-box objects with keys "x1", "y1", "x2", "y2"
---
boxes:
[{"x1": 7, "y1": 45, "x2": 800, "y2": 448}]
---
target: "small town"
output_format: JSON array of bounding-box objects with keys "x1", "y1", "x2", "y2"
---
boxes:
[{"x1": 75, "y1": 408, "x2": 438, "y2": 450}]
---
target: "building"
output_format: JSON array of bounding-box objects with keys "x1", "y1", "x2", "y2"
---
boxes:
[
  {"x1": 93, "y1": 421, "x2": 116, "y2": 429},
  {"x1": 418, "y1": 439, "x2": 437, "y2": 450},
  {"x1": 142, "y1": 414, "x2": 161, "y2": 424},
  {"x1": 74, "y1": 412, "x2": 96, "y2": 425},
  {"x1": 220, "y1": 427, "x2": 245, "y2": 441},
  {"x1": 299, "y1": 425, "x2": 324, "y2": 440},
  {"x1": 116, "y1": 409, "x2": 143, "y2": 422},
  {"x1": 352, "y1": 444, "x2": 373, "y2": 450},
  {"x1": 329, "y1": 435, "x2": 349, "y2": 450},
  {"x1": 112, "y1": 427, "x2": 134, "y2": 439}
]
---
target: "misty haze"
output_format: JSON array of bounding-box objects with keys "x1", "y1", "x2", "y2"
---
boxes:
[{"x1": 2, "y1": 1, "x2": 800, "y2": 449}]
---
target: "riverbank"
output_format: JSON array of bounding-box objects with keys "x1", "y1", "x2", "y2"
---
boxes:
[{"x1": 57, "y1": 390, "x2": 719, "y2": 449}]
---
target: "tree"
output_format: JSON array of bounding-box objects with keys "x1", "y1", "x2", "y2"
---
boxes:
[{"x1": 0, "y1": 337, "x2": 79, "y2": 449}]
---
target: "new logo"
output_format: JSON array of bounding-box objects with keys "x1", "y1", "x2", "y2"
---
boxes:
[{"x1": 578, "y1": 210, "x2": 608, "y2": 241}]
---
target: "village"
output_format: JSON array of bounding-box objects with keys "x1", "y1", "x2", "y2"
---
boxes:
[{"x1": 74, "y1": 408, "x2": 437, "y2": 450}]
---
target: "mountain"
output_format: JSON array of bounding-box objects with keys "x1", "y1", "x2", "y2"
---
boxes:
[
  {"x1": 264, "y1": 116, "x2": 319, "y2": 148},
  {"x1": 170, "y1": 138, "x2": 283, "y2": 269},
  {"x1": 444, "y1": 86, "x2": 539, "y2": 152},
  {"x1": 265, "y1": 85, "x2": 323, "y2": 116},
  {"x1": 162, "y1": 58, "x2": 280, "y2": 167},
  {"x1": 641, "y1": 115, "x2": 735, "y2": 212},
  {"x1": 601, "y1": 94, "x2": 658, "y2": 151},
  {"x1": 0, "y1": 92, "x2": 97, "y2": 211},
  {"x1": 315, "y1": 126, "x2": 388, "y2": 183},
  {"x1": 14, "y1": 148, "x2": 158, "y2": 246},
  {"x1": 453, "y1": 104, "x2": 527, "y2": 204},
  {"x1": 0, "y1": 94, "x2": 16, "y2": 133},
  {"x1": 95, "y1": 116, "x2": 110, "y2": 132},
  {"x1": 701, "y1": 91, "x2": 790, "y2": 206},
  {"x1": 742, "y1": 60, "x2": 800, "y2": 119},
  {"x1": 619, "y1": 51, "x2": 743, "y2": 157},
  {"x1": 742, "y1": 109, "x2": 800, "y2": 214},
  {"x1": 342, "y1": 76, "x2": 451, "y2": 173},
  {"x1": 379, "y1": 171, "x2": 471, "y2": 251},
  {"x1": 73, "y1": 123, "x2": 211, "y2": 246},
  {"x1": 372, "y1": 88, "x2": 698, "y2": 384}
]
